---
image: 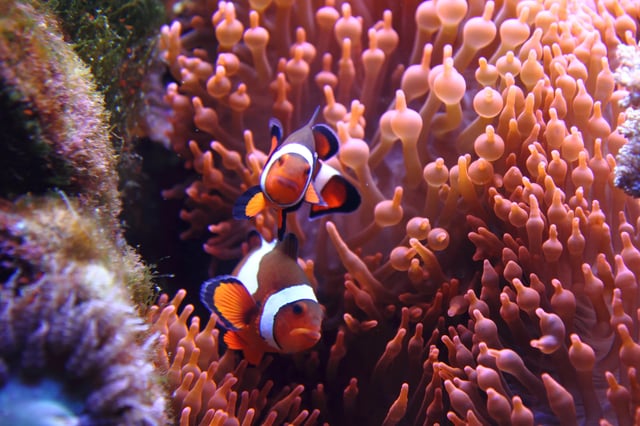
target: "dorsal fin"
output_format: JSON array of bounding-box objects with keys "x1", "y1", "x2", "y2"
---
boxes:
[
  {"x1": 269, "y1": 118, "x2": 283, "y2": 142},
  {"x1": 307, "y1": 106, "x2": 321, "y2": 126},
  {"x1": 245, "y1": 230, "x2": 263, "y2": 252},
  {"x1": 276, "y1": 233, "x2": 299, "y2": 260}
]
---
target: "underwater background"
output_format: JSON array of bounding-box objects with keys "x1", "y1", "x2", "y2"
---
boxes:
[{"x1": 2, "y1": 0, "x2": 640, "y2": 425}]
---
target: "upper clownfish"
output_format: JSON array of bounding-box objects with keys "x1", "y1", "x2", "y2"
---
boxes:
[
  {"x1": 200, "y1": 232, "x2": 323, "y2": 365},
  {"x1": 232, "y1": 108, "x2": 361, "y2": 239}
]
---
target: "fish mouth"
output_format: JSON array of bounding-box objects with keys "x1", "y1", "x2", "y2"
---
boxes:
[
  {"x1": 275, "y1": 176, "x2": 303, "y2": 193},
  {"x1": 289, "y1": 328, "x2": 321, "y2": 341}
]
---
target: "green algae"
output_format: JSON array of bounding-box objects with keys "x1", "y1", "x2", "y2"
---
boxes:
[{"x1": 47, "y1": 0, "x2": 166, "y2": 138}]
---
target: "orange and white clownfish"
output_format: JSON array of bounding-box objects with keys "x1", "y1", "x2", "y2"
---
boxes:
[
  {"x1": 200, "y1": 232, "x2": 324, "y2": 365},
  {"x1": 233, "y1": 108, "x2": 360, "y2": 239}
]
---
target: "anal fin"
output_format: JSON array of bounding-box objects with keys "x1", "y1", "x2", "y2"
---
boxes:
[
  {"x1": 224, "y1": 330, "x2": 247, "y2": 350},
  {"x1": 225, "y1": 329, "x2": 269, "y2": 365}
]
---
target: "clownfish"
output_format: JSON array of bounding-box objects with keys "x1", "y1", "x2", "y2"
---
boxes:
[
  {"x1": 233, "y1": 108, "x2": 360, "y2": 239},
  {"x1": 200, "y1": 232, "x2": 323, "y2": 365}
]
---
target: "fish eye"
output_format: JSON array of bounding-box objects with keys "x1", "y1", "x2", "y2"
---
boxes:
[
  {"x1": 276, "y1": 157, "x2": 285, "y2": 166},
  {"x1": 292, "y1": 303, "x2": 305, "y2": 315},
  {"x1": 303, "y1": 164, "x2": 311, "y2": 174}
]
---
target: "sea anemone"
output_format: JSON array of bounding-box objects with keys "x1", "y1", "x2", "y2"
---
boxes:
[{"x1": 152, "y1": 0, "x2": 640, "y2": 424}]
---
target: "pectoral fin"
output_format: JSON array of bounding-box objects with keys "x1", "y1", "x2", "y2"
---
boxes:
[
  {"x1": 309, "y1": 164, "x2": 361, "y2": 218},
  {"x1": 304, "y1": 182, "x2": 325, "y2": 205},
  {"x1": 200, "y1": 276, "x2": 257, "y2": 330},
  {"x1": 233, "y1": 186, "x2": 266, "y2": 219}
]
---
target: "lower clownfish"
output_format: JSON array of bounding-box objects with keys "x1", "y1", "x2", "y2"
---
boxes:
[
  {"x1": 200, "y1": 232, "x2": 323, "y2": 365},
  {"x1": 233, "y1": 108, "x2": 361, "y2": 239}
]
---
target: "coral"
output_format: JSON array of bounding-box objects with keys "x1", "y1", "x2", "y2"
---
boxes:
[
  {"x1": 0, "y1": 192, "x2": 160, "y2": 313},
  {"x1": 614, "y1": 43, "x2": 640, "y2": 196},
  {"x1": 0, "y1": 196, "x2": 168, "y2": 425},
  {"x1": 0, "y1": 0, "x2": 121, "y2": 234},
  {"x1": 0, "y1": 4, "x2": 172, "y2": 422},
  {"x1": 152, "y1": 0, "x2": 640, "y2": 424}
]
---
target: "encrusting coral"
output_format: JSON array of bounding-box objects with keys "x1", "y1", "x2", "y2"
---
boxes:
[
  {"x1": 151, "y1": 0, "x2": 640, "y2": 424},
  {"x1": 0, "y1": 197, "x2": 168, "y2": 425}
]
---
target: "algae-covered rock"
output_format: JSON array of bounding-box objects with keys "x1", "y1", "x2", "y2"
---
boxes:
[
  {"x1": 0, "y1": 196, "x2": 168, "y2": 425},
  {"x1": 0, "y1": 0, "x2": 120, "y2": 230},
  {"x1": 0, "y1": 2, "x2": 172, "y2": 423},
  {"x1": 0, "y1": 195, "x2": 159, "y2": 314}
]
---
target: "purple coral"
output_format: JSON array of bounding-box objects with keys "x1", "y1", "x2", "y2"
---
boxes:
[{"x1": 0, "y1": 198, "x2": 168, "y2": 425}]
